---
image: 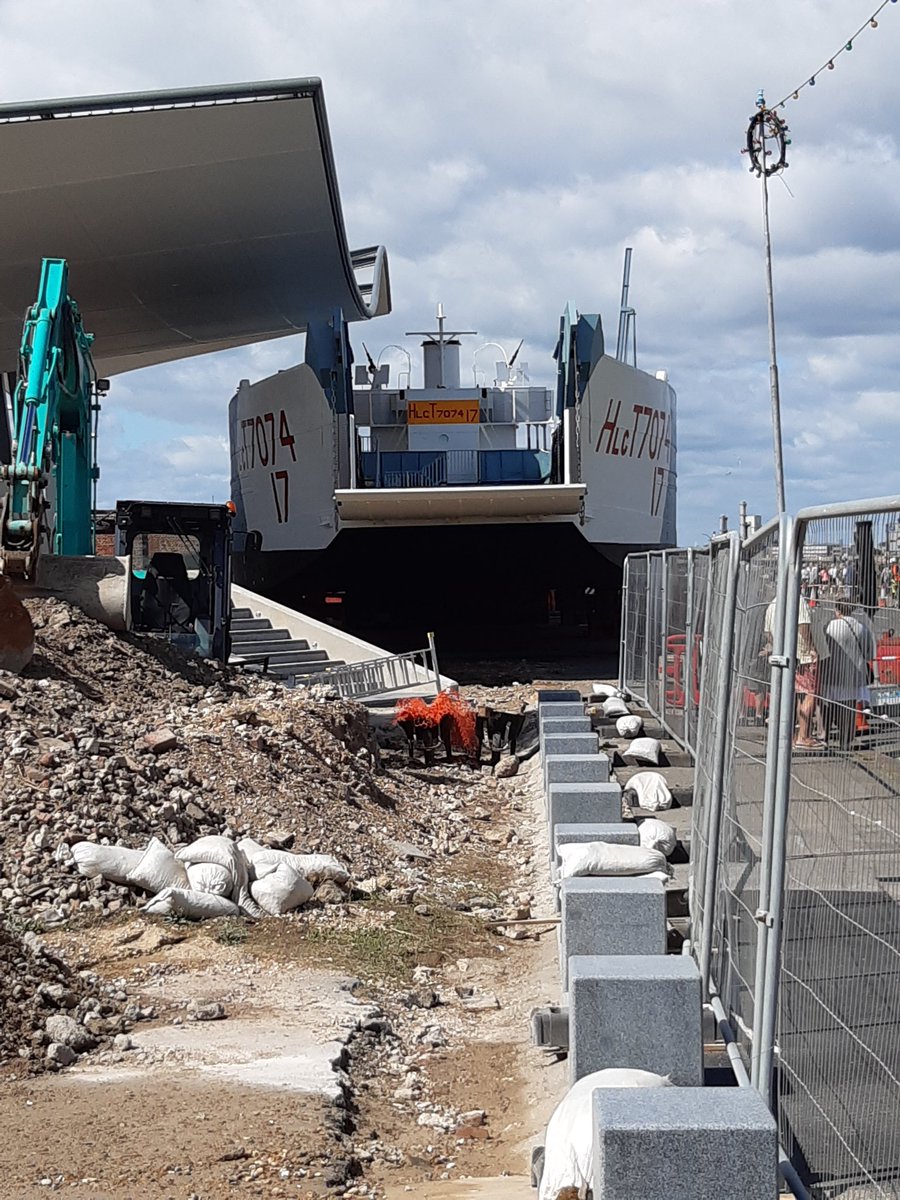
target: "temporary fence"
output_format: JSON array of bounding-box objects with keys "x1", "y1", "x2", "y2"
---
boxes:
[{"x1": 620, "y1": 497, "x2": 900, "y2": 1200}]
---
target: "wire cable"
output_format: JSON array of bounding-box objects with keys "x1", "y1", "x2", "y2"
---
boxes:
[{"x1": 771, "y1": 0, "x2": 897, "y2": 111}]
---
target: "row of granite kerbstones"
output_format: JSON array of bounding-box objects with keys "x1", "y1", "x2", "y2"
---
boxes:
[{"x1": 537, "y1": 689, "x2": 778, "y2": 1200}]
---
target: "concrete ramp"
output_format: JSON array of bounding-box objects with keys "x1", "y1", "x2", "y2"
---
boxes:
[{"x1": 230, "y1": 584, "x2": 456, "y2": 700}]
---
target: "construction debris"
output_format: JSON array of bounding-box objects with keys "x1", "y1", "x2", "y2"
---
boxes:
[{"x1": 0, "y1": 922, "x2": 125, "y2": 1075}]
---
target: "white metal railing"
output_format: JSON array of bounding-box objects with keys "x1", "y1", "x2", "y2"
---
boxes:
[{"x1": 297, "y1": 633, "x2": 442, "y2": 701}]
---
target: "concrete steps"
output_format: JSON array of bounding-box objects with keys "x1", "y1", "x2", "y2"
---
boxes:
[{"x1": 229, "y1": 607, "x2": 344, "y2": 682}]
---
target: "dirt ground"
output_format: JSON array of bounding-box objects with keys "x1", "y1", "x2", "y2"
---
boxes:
[{"x1": 0, "y1": 740, "x2": 566, "y2": 1199}]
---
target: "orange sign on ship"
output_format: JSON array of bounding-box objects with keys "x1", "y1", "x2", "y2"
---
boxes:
[{"x1": 407, "y1": 399, "x2": 480, "y2": 425}]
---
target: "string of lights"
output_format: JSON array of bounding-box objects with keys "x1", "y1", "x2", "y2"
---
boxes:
[{"x1": 771, "y1": 0, "x2": 897, "y2": 110}]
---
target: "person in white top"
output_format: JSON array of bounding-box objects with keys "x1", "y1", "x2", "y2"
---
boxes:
[{"x1": 764, "y1": 593, "x2": 820, "y2": 749}]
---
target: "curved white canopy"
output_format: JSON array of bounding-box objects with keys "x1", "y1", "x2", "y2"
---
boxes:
[{"x1": 0, "y1": 80, "x2": 390, "y2": 375}]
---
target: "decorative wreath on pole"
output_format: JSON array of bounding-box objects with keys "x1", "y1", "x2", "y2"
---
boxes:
[{"x1": 745, "y1": 106, "x2": 790, "y2": 177}]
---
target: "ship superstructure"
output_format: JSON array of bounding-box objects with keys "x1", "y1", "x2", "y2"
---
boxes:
[{"x1": 229, "y1": 300, "x2": 676, "y2": 635}]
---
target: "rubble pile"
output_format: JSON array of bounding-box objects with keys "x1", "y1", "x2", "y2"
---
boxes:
[
  {"x1": 0, "y1": 922, "x2": 125, "y2": 1074},
  {"x1": 0, "y1": 598, "x2": 508, "y2": 927}
]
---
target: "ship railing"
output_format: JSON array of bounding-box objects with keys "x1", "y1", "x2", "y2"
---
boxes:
[
  {"x1": 304, "y1": 633, "x2": 443, "y2": 702},
  {"x1": 356, "y1": 446, "x2": 555, "y2": 488}
]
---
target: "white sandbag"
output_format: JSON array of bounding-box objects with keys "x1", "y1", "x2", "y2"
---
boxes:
[
  {"x1": 250, "y1": 849, "x2": 349, "y2": 886},
  {"x1": 237, "y1": 836, "x2": 266, "y2": 864},
  {"x1": 175, "y1": 836, "x2": 263, "y2": 918},
  {"x1": 615, "y1": 713, "x2": 643, "y2": 739},
  {"x1": 637, "y1": 817, "x2": 678, "y2": 857},
  {"x1": 176, "y1": 835, "x2": 239, "y2": 868},
  {"x1": 601, "y1": 695, "x2": 629, "y2": 718},
  {"x1": 622, "y1": 736, "x2": 662, "y2": 765},
  {"x1": 126, "y1": 836, "x2": 190, "y2": 894},
  {"x1": 558, "y1": 839, "x2": 667, "y2": 880},
  {"x1": 186, "y1": 862, "x2": 233, "y2": 895},
  {"x1": 539, "y1": 1068, "x2": 672, "y2": 1200},
  {"x1": 623, "y1": 770, "x2": 673, "y2": 811},
  {"x1": 142, "y1": 887, "x2": 240, "y2": 920},
  {"x1": 69, "y1": 842, "x2": 143, "y2": 885},
  {"x1": 591, "y1": 683, "x2": 624, "y2": 700},
  {"x1": 250, "y1": 863, "x2": 315, "y2": 915}
]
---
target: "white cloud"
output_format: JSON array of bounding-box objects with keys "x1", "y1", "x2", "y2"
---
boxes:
[{"x1": 2, "y1": 0, "x2": 899, "y2": 541}]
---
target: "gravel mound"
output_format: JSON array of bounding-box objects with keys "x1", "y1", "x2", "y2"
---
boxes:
[
  {"x1": 0, "y1": 922, "x2": 123, "y2": 1074},
  {"x1": 0, "y1": 598, "x2": 488, "y2": 926}
]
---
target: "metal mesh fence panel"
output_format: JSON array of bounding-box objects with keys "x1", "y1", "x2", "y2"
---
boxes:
[
  {"x1": 646, "y1": 552, "x2": 664, "y2": 719},
  {"x1": 622, "y1": 554, "x2": 649, "y2": 703},
  {"x1": 661, "y1": 551, "x2": 689, "y2": 745},
  {"x1": 691, "y1": 535, "x2": 739, "y2": 986},
  {"x1": 773, "y1": 508, "x2": 900, "y2": 1198},
  {"x1": 710, "y1": 520, "x2": 783, "y2": 1075},
  {"x1": 684, "y1": 549, "x2": 709, "y2": 757}
]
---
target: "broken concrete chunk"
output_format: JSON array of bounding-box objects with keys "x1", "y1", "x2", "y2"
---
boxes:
[
  {"x1": 143, "y1": 728, "x2": 178, "y2": 754},
  {"x1": 186, "y1": 1000, "x2": 226, "y2": 1021},
  {"x1": 44, "y1": 1014, "x2": 95, "y2": 1052},
  {"x1": 45, "y1": 1041, "x2": 77, "y2": 1067}
]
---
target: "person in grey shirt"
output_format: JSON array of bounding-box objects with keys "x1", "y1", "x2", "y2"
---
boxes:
[{"x1": 821, "y1": 600, "x2": 875, "y2": 750}]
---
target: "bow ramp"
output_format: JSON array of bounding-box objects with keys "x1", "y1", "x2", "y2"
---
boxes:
[{"x1": 0, "y1": 78, "x2": 390, "y2": 376}]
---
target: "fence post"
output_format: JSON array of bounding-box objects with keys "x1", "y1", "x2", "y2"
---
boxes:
[
  {"x1": 699, "y1": 532, "x2": 741, "y2": 997},
  {"x1": 755, "y1": 516, "x2": 801, "y2": 1106},
  {"x1": 660, "y1": 551, "x2": 670, "y2": 732},
  {"x1": 428, "y1": 630, "x2": 441, "y2": 697},
  {"x1": 749, "y1": 513, "x2": 792, "y2": 1090},
  {"x1": 619, "y1": 557, "x2": 629, "y2": 692},
  {"x1": 684, "y1": 548, "x2": 695, "y2": 756},
  {"x1": 643, "y1": 555, "x2": 653, "y2": 708}
]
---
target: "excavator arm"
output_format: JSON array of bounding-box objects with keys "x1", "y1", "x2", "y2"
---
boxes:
[
  {"x1": 0, "y1": 259, "x2": 129, "y2": 672},
  {"x1": 1, "y1": 258, "x2": 99, "y2": 576}
]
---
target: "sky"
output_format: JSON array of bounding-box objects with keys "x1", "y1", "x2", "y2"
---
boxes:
[{"x1": 2, "y1": 0, "x2": 899, "y2": 545}]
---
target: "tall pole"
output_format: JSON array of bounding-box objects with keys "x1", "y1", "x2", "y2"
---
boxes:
[
  {"x1": 760, "y1": 144, "x2": 786, "y2": 513},
  {"x1": 747, "y1": 94, "x2": 790, "y2": 516}
]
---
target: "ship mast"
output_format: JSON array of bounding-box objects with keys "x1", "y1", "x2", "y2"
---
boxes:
[{"x1": 406, "y1": 304, "x2": 476, "y2": 388}]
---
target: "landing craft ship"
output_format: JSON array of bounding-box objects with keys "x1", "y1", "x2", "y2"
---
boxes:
[{"x1": 229, "y1": 293, "x2": 676, "y2": 636}]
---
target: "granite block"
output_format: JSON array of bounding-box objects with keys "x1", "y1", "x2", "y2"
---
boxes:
[
  {"x1": 538, "y1": 702, "x2": 587, "y2": 722},
  {"x1": 542, "y1": 732, "x2": 598, "y2": 760},
  {"x1": 547, "y1": 783, "x2": 622, "y2": 830},
  {"x1": 539, "y1": 716, "x2": 593, "y2": 737},
  {"x1": 569, "y1": 954, "x2": 703, "y2": 1085},
  {"x1": 545, "y1": 754, "x2": 610, "y2": 788},
  {"x1": 553, "y1": 823, "x2": 639, "y2": 868},
  {"x1": 592, "y1": 1086, "x2": 778, "y2": 1199},
  {"x1": 536, "y1": 689, "x2": 583, "y2": 703},
  {"x1": 559, "y1": 877, "x2": 665, "y2": 986}
]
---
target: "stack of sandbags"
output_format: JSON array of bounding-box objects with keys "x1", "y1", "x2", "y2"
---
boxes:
[{"x1": 62, "y1": 833, "x2": 349, "y2": 920}]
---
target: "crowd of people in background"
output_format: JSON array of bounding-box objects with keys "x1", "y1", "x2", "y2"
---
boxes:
[
  {"x1": 801, "y1": 552, "x2": 900, "y2": 605},
  {"x1": 753, "y1": 548, "x2": 900, "y2": 753}
]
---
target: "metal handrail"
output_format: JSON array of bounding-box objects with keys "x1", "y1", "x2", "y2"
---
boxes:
[{"x1": 296, "y1": 633, "x2": 441, "y2": 701}]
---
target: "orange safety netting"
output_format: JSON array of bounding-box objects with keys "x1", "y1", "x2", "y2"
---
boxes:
[{"x1": 394, "y1": 690, "x2": 478, "y2": 755}]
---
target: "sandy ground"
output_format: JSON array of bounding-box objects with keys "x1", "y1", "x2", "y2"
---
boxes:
[{"x1": 0, "y1": 750, "x2": 566, "y2": 1200}]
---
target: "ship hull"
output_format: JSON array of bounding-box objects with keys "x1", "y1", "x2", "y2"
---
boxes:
[{"x1": 228, "y1": 329, "x2": 675, "y2": 640}]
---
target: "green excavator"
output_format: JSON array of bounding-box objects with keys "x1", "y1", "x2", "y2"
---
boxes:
[{"x1": 0, "y1": 258, "x2": 231, "y2": 671}]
